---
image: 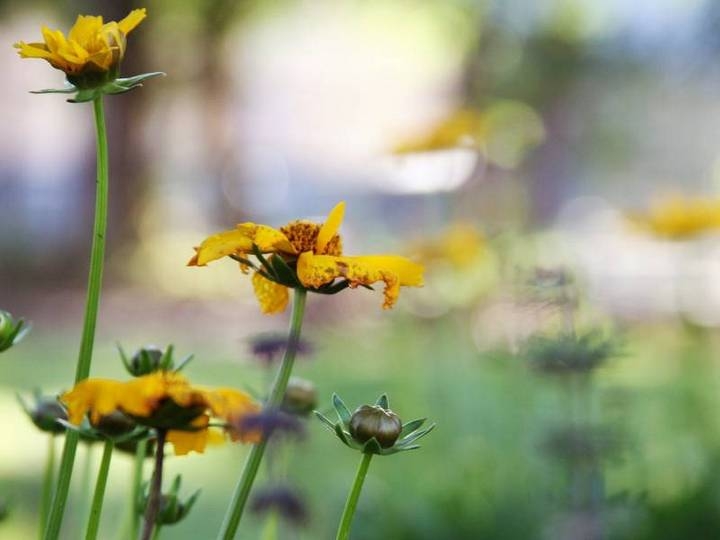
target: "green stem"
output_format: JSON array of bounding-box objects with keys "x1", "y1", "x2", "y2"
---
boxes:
[
  {"x1": 129, "y1": 439, "x2": 148, "y2": 539},
  {"x1": 39, "y1": 436, "x2": 56, "y2": 540},
  {"x1": 141, "y1": 430, "x2": 167, "y2": 540},
  {"x1": 217, "y1": 289, "x2": 308, "y2": 540},
  {"x1": 336, "y1": 453, "x2": 373, "y2": 540},
  {"x1": 85, "y1": 440, "x2": 114, "y2": 540},
  {"x1": 44, "y1": 95, "x2": 110, "y2": 540}
]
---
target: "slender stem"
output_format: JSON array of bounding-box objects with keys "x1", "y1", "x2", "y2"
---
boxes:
[
  {"x1": 39, "y1": 436, "x2": 56, "y2": 540},
  {"x1": 335, "y1": 453, "x2": 373, "y2": 540},
  {"x1": 141, "y1": 430, "x2": 167, "y2": 540},
  {"x1": 129, "y1": 439, "x2": 148, "y2": 539},
  {"x1": 217, "y1": 289, "x2": 308, "y2": 540},
  {"x1": 44, "y1": 95, "x2": 110, "y2": 540},
  {"x1": 85, "y1": 440, "x2": 114, "y2": 540}
]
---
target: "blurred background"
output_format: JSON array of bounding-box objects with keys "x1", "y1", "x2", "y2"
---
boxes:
[{"x1": 4, "y1": 0, "x2": 720, "y2": 538}]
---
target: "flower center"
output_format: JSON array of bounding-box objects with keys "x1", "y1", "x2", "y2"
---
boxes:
[{"x1": 280, "y1": 220, "x2": 342, "y2": 256}]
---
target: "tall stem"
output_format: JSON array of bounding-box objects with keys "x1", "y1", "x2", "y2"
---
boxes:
[
  {"x1": 39, "y1": 436, "x2": 56, "y2": 540},
  {"x1": 127, "y1": 438, "x2": 148, "y2": 539},
  {"x1": 44, "y1": 95, "x2": 110, "y2": 540},
  {"x1": 141, "y1": 430, "x2": 167, "y2": 540},
  {"x1": 335, "y1": 453, "x2": 373, "y2": 540},
  {"x1": 85, "y1": 440, "x2": 114, "y2": 540},
  {"x1": 217, "y1": 289, "x2": 308, "y2": 540}
]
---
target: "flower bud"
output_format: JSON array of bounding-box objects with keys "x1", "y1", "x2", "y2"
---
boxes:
[
  {"x1": 282, "y1": 378, "x2": 317, "y2": 416},
  {"x1": 349, "y1": 405, "x2": 402, "y2": 449},
  {"x1": 27, "y1": 396, "x2": 67, "y2": 434},
  {"x1": 0, "y1": 310, "x2": 30, "y2": 353},
  {"x1": 128, "y1": 346, "x2": 164, "y2": 376}
]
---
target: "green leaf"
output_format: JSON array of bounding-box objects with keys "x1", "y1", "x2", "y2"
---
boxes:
[
  {"x1": 332, "y1": 393, "x2": 351, "y2": 425},
  {"x1": 313, "y1": 280, "x2": 350, "y2": 295},
  {"x1": 362, "y1": 438, "x2": 382, "y2": 455},
  {"x1": 313, "y1": 411, "x2": 336, "y2": 432},
  {"x1": 334, "y1": 423, "x2": 351, "y2": 446},
  {"x1": 174, "y1": 354, "x2": 194, "y2": 372},
  {"x1": 229, "y1": 255, "x2": 261, "y2": 272},
  {"x1": 375, "y1": 394, "x2": 389, "y2": 409},
  {"x1": 113, "y1": 71, "x2": 165, "y2": 89},
  {"x1": 251, "y1": 244, "x2": 277, "y2": 279},
  {"x1": 398, "y1": 423, "x2": 436, "y2": 446},
  {"x1": 30, "y1": 86, "x2": 77, "y2": 95},
  {"x1": 400, "y1": 418, "x2": 426, "y2": 438},
  {"x1": 269, "y1": 255, "x2": 302, "y2": 287}
]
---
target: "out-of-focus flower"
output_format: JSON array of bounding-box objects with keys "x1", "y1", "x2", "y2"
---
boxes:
[
  {"x1": 412, "y1": 224, "x2": 486, "y2": 270},
  {"x1": 282, "y1": 377, "x2": 317, "y2": 416},
  {"x1": 236, "y1": 408, "x2": 305, "y2": 440},
  {"x1": 14, "y1": 9, "x2": 163, "y2": 101},
  {"x1": 189, "y1": 202, "x2": 424, "y2": 314},
  {"x1": 15, "y1": 10, "x2": 145, "y2": 80},
  {"x1": 393, "y1": 109, "x2": 486, "y2": 153},
  {"x1": 524, "y1": 331, "x2": 615, "y2": 375},
  {"x1": 0, "y1": 310, "x2": 30, "y2": 353},
  {"x1": 137, "y1": 475, "x2": 200, "y2": 527},
  {"x1": 251, "y1": 484, "x2": 308, "y2": 526},
  {"x1": 61, "y1": 371, "x2": 260, "y2": 455},
  {"x1": 315, "y1": 394, "x2": 434, "y2": 456},
  {"x1": 628, "y1": 195, "x2": 720, "y2": 240},
  {"x1": 248, "y1": 333, "x2": 313, "y2": 366},
  {"x1": 393, "y1": 102, "x2": 545, "y2": 169}
]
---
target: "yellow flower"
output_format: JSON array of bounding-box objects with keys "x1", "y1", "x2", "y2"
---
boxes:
[
  {"x1": 189, "y1": 202, "x2": 424, "y2": 314},
  {"x1": 393, "y1": 109, "x2": 486, "y2": 154},
  {"x1": 61, "y1": 371, "x2": 259, "y2": 455},
  {"x1": 14, "y1": 9, "x2": 146, "y2": 82},
  {"x1": 412, "y1": 224, "x2": 486, "y2": 269},
  {"x1": 629, "y1": 195, "x2": 720, "y2": 240}
]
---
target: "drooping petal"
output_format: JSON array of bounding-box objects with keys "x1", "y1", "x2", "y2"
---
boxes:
[
  {"x1": 203, "y1": 388, "x2": 258, "y2": 419},
  {"x1": 252, "y1": 272, "x2": 290, "y2": 314},
  {"x1": 167, "y1": 415, "x2": 212, "y2": 456},
  {"x1": 316, "y1": 201, "x2": 345, "y2": 254},
  {"x1": 117, "y1": 8, "x2": 147, "y2": 35},
  {"x1": 61, "y1": 379, "x2": 125, "y2": 425},
  {"x1": 189, "y1": 224, "x2": 294, "y2": 266},
  {"x1": 297, "y1": 253, "x2": 423, "y2": 309}
]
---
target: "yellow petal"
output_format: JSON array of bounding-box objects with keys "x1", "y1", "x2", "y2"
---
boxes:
[
  {"x1": 316, "y1": 201, "x2": 345, "y2": 254},
  {"x1": 117, "y1": 8, "x2": 147, "y2": 35},
  {"x1": 61, "y1": 379, "x2": 125, "y2": 425},
  {"x1": 297, "y1": 253, "x2": 423, "y2": 309},
  {"x1": 203, "y1": 388, "x2": 257, "y2": 419},
  {"x1": 68, "y1": 15, "x2": 103, "y2": 44},
  {"x1": 252, "y1": 272, "x2": 289, "y2": 314},
  {"x1": 167, "y1": 416, "x2": 211, "y2": 456},
  {"x1": 14, "y1": 42, "x2": 53, "y2": 60},
  {"x1": 189, "y1": 224, "x2": 294, "y2": 266}
]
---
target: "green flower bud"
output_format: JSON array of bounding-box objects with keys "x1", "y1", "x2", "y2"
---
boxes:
[
  {"x1": 120, "y1": 344, "x2": 193, "y2": 377},
  {"x1": 282, "y1": 377, "x2": 317, "y2": 416},
  {"x1": 0, "y1": 310, "x2": 30, "y2": 353},
  {"x1": 137, "y1": 476, "x2": 199, "y2": 526},
  {"x1": 349, "y1": 405, "x2": 402, "y2": 449},
  {"x1": 19, "y1": 392, "x2": 67, "y2": 434}
]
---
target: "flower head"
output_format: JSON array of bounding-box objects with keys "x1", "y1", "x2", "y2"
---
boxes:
[
  {"x1": 14, "y1": 9, "x2": 163, "y2": 101},
  {"x1": 189, "y1": 202, "x2": 424, "y2": 314},
  {"x1": 61, "y1": 371, "x2": 259, "y2": 455},
  {"x1": 14, "y1": 9, "x2": 146, "y2": 82},
  {"x1": 315, "y1": 393, "x2": 435, "y2": 456},
  {"x1": 628, "y1": 195, "x2": 720, "y2": 240}
]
